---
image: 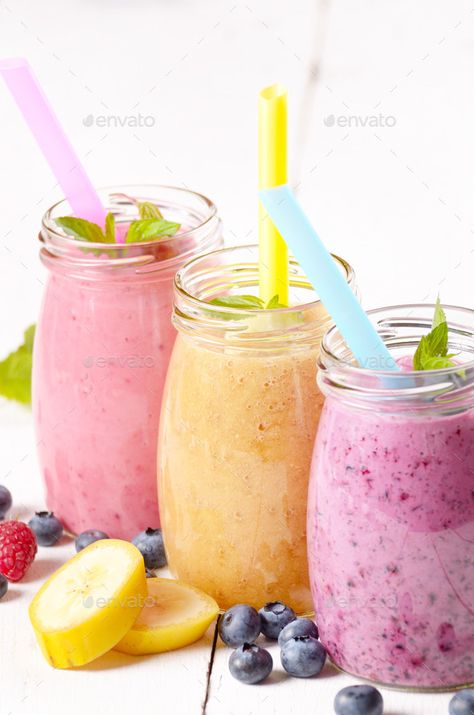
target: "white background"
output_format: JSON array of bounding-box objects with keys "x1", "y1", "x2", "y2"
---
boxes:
[{"x1": 0, "y1": 0, "x2": 472, "y2": 713}]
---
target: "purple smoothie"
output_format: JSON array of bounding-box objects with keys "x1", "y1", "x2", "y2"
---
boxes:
[
  {"x1": 308, "y1": 306, "x2": 474, "y2": 689},
  {"x1": 308, "y1": 400, "x2": 474, "y2": 687}
]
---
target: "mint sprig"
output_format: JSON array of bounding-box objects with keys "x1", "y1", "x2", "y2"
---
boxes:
[
  {"x1": 56, "y1": 200, "x2": 180, "y2": 244},
  {"x1": 56, "y1": 215, "x2": 111, "y2": 243},
  {"x1": 209, "y1": 294, "x2": 286, "y2": 311},
  {"x1": 413, "y1": 297, "x2": 456, "y2": 371},
  {"x1": 0, "y1": 324, "x2": 35, "y2": 405},
  {"x1": 125, "y1": 218, "x2": 180, "y2": 244},
  {"x1": 137, "y1": 201, "x2": 163, "y2": 220}
]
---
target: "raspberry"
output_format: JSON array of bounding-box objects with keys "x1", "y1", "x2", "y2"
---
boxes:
[{"x1": 0, "y1": 520, "x2": 37, "y2": 581}]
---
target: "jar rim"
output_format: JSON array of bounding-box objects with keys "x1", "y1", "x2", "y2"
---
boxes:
[
  {"x1": 39, "y1": 184, "x2": 221, "y2": 273},
  {"x1": 42, "y1": 184, "x2": 218, "y2": 246},
  {"x1": 174, "y1": 243, "x2": 356, "y2": 316},
  {"x1": 318, "y1": 303, "x2": 474, "y2": 410}
]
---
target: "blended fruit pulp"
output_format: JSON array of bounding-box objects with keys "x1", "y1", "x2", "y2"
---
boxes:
[
  {"x1": 158, "y1": 333, "x2": 324, "y2": 612},
  {"x1": 308, "y1": 397, "x2": 474, "y2": 688},
  {"x1": 33, "y1": 268, "x2": 176, "y2": 539}
]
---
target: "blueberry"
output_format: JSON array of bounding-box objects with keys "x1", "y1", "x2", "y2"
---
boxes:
[
  {"x1": 228, "y1": 643, "x2": 273, "y2": 684},
  {"x1": 0, "y1": 574, "x2": 7, "y2": 600},
  {"x1": 449, "y1": 689, "x2": 474, "y2": 715},
  {"x1": 75, "y1": 529, "x2": 109, "y2": 552},
  {"x1": 280, "y1": 635, "x2": 326, "y2": 677},
  {"x1": 132, "y1": 527, "x2": 167, "y2": 569},
  {"x1": 278, "y1": 617, "x2": 319, "y2": 647},
  {"x1": 145, "y1": 568, "x2": 155, "y2": 578},
  {"x1": 258, "y1": 601, "x2": 296, "y2": 639},
  {"x1": 28, "y1": 511, "x2": 63, "y2": 546},
  {"x1": 0, "y1": 486, "x2": 12, "y2": 519},
  {"x1": 219, "y1": 604, "x2": 261, "y2": 647},
  {"x1": 334, "y1": 685, "x2": 384, "y2": 715}
]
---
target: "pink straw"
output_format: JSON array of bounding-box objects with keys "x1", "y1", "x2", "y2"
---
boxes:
[{"x1": 0, "y1": 57, "x2": 106, "y2": 226}]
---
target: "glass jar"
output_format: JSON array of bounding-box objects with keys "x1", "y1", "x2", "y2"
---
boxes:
[
  {"x1": 33, "y1": 185, "x2": 222, "y2": 539},
  {"x1": 308, "y1": 304, "x2": 474, "y2": 690},
  {"x1": 158, "y1": 244, "x2": 356, "y2": 612}
]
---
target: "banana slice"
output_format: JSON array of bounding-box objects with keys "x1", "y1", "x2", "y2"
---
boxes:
[
  {"x1": 29, "y1": 539, "x2": 147, "y2": 668},
  {"x1": 115, "y1": 577, "x2": 219, "y2": 655}
]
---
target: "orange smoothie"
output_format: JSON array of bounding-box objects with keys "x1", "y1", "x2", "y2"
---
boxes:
[
  {"x1": 157, "y1": 246, "x2": 356, "y2": 611},
  {"x1": 159, "y1": 336, "x2": 322, "y2": 611}
]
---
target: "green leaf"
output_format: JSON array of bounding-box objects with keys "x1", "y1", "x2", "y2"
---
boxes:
[
  {"x1": 56, "y1": 216, "x2": 106, "y2": 243},
  {"x1": 0, "y1": 324, "x2": 36, "y2": 405},
  {"x1": 432, "y1": 295, "x2": 447, "y2": 329},
  {"x1": 413, "y1": 297, "x2": 456, "y2": 371},
  {"x1": 104, "y1": 212, "x2": 116, "y2": 243},
  {"x1": 427, "y1": 322, "x2": 448, "y2": 357},
  {"x1": 125, "y1": 219, "x2": 181, "y2": 243},
  {"x1": 138, "y1": 201, "x2": 164, "y2": 220},
  {"x1": 266, "y1": 294, "x2": 286, "y2": 309},
  {"x1": 209, "y1": 295, "x2": 265, "y2": 310},
  {"x1": 413, "y1": 335, "x2": 431, "y2": 371},
  {"x1": 422, "y1": 355, "x2": 457, "y2": 370}
]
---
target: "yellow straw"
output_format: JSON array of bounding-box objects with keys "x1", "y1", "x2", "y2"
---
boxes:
[{"x1": 258, "y1": 83, "x2": 289, "y2": 306}]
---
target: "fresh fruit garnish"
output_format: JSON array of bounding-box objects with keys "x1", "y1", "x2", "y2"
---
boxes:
[
  {"x1": 0, "y1": 324, "x2": 35, "y2": 405},
  {"x1": 0, "y1": 573, "x2": 8, "y2": 600},
  {"x1": 28, "y1": 511, "x2": 63, "y2": 547},
  {"x1": 0, "y1": 486, "x2": 12, "y2": 519},
  {"x1": 258, "y1": 601, "x2": 296, "y2": 640},
  {"x1": 413, "y1": 297, "x2": 457, "y2": 371},
  {"x1": 219, "y1": 604, "x2": 261, "y2": 648},
  {"x1": 56, "y1": 200, "x2": 180, "y2": 245},
  {"x1": 334, "y1": 685, "x2": 384, "y2": 715},
  {"x1": 280, "y1": 635, "x2": 326, "y2": 678},
  {"x1": 75, "y1": 529, "x2": 109, "y2": 552},
  {"x1": 0, "y1": 520, "x2": 37, "y2": 581},
  {"x1": 228, "y1": 643, "x2": 273, "y2": 684},
  {"x1": 29, "y1": 539, "x2": 147, "y2": 668},
  {"x1": 278, "y1": 617, "x2": 319, "y2": 647},
  {"x1": 449, "y1": 689, "x2": 474, "y2": 715},
  {"x1": 131, "y1": 527, "x2": 167, "y2": 570},
  {"x1": 114, "y1": 577, "x2": 219, "y2": 655}
]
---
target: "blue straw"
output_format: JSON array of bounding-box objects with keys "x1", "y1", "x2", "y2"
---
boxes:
[{"x1": 259, "y1": 184, "x2": 398, "y2": 371}]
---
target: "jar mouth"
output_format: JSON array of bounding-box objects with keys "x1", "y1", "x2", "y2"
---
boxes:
[
  {"x1": 319, "y1": 303, "x2": 474, "y2": 409},
  {"x1": 40, "y1": 184, "x2": 220, "y2": 271},
  {"x1": 175, "y1": 243, "x2": 355, "y2": 314},
  {"x1": 173, "y1": 244, "x2": 357, "y2": 350}
]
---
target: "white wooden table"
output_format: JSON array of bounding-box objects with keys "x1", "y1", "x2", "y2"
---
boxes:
[{"x1": 0, "y1": 0, "x2": 472, "y2": 712}]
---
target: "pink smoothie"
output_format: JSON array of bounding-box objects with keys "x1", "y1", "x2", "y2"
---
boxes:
[
  {"x1": 308, "y1": 398, "x2": 474, "y2": 688},
  {"x1": 33, "y1": 262, "x2": 177, "y2": 538},
  {"x1": 33, "y1": 186, "x2": 222, "y2": 539}
]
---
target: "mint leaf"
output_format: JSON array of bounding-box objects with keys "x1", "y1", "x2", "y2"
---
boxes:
[
  {"x1": 422, "y1": 355, "x2": 457, "y2": 370},
  {"x1": 413, "y1": 335, "x2": 431, "y2": 371},
  {"x1": 56, "y1": 216, "x2": 106, "y2": 243},
  {"x1": 266, "y1": 294, "x2": 286, "y2": 309},
  {"x1": 0, "y1": 324, "x2": 35, "y2": 405},
  {"x1": 125, "y1": 218, "x2": 180, "y2": 243},
  {"x1": 427, "y1": 322, "x2": 448, "y2": 357},
  {"x1": 105, "y1": 212, "x2": 116, "y2": 243},
  {"x1": 209, "y1": 295, "x2": 265, "y2": 310},
  {"x1": 138, "y1": 201, "x2": 163, "y2": 220},
  {"x1": 413, "y1": 298, "x2": 457, "y2": 371},
  {"x1": 432, "y1": 295, "x2": 446, "y2": 329}
]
